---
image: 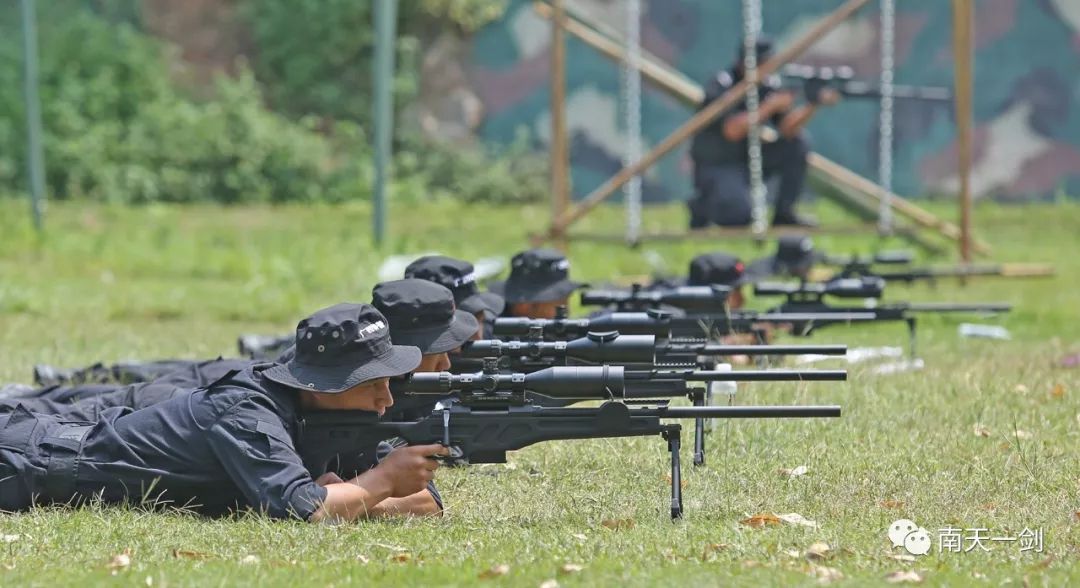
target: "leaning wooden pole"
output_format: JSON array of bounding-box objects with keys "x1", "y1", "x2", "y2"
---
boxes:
[
  {"x1": 544, "y1": 0, "x2": 871, "y2": 240},
  {"x1": 549, "y1": 0, "x2": 570, "y2": 251},
  {"x1": 951, "y1": 0, "x2": 975, "y2": 262}
]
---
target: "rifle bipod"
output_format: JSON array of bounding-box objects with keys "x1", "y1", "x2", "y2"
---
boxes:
[
  {"x1": 663, "y1": 425, "x2": 684, "y2": 520},
  {"x1": 691, "y1": 389, "x2": 706, "y2": 467}
]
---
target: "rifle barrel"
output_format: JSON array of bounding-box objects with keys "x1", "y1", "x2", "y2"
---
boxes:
[
  {"x1": 659, "y1": 404, "x2": 841, "y2": 418},
  {"x1": 901, "y1": 302, "x2": 1011, "y2": 313},
  {"x1": 665, "y1": 343, "x2": 848, "y2": 356},
  {"x1": 637, "y1": 369, "x2": 847, "y2": 382}
]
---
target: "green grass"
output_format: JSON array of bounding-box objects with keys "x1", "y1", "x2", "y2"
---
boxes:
[{"x1": 0, "y1": 197, "x2": 1078, "y2": 586}]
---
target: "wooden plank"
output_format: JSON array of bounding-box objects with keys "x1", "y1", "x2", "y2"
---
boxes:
[
  {"x1": 532, "y1": 1, "x2": 703, "y2": 108},
  {"x1": 545, "y1": 0, "x2": 872, "y2": 238},
  {"x1": 549, "y1": 0, "x2": 570, "y2": 251},
  {"x1": 952, "y1": 0, "x2": 975, "y2": 262}
]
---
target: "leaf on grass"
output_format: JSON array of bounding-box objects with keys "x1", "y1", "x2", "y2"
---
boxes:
[
  {"x1": 1014, "y1": 429, "x2": 1034, "y2": 440},
  {"x1": 805, "y1": 542, "x2": 831, "y2": 561},
  {"x1": 808, "y1": 565, "x2": 844, "y2": 584},
  {"x1": 390, "y1": 552, "x2": 412, "y2": 563},
  {"x1": 570, "y1": 533, "x2": 587, "y2": 542},
  {"x1": 700, "y1": 543, "x2": 729, "y2": 560},
  {"x1": 0, "y1": 535, "x2": 21, "y2": 544},
  {"x1": 664, "y1": 474, "x2": 688, "y2": 488},
  {"x1": 1014, "y1": 384, "x2": 1029, "y2": 394},
  {"x1": 478, "y1": 564, "x2": 510, "y2": 579},
  {"x1": 239, "y1": 555, "x2": 259, "y2": 565},
  {"x1": 356, "y1": 555, "x2": 369, "y2": 564},
  {"x1": 1031, "y1": 555, "x2": 1054, "y2": 570},
  {"x1": 879, "y1": 500, "x2": 905, "y2": 509},
  {"x1": 742, "y1": 560, "x2": 765, "y2": 568},
  {"x1": 106, "y1": 550, "x2": 132, "y2": 574},
  {"x1": 1073, "y1": 510, "x2": 1080, "y2": 522},
  {"x1": 784, "y1": 549, "x2": 802, "y2": 559},
  {"x1": 973, "y1": 424, "x2": 991, "y2": 437},
  {"x1": 740, "y1": 513, "x2": 783, "y2": 528},
  {"x1": 144, "y1": 576, "x2": 153, "y2": 587},
  {"x1": 172, "y1": 549, "x2": 214, "y2": 560},
  {"x1": 600, "y1": 518, "x2": 635, "y2": 530},
  {"x1": 888, "y1": 554, "x2": 916, "y2": 563},
  {"x1": 980, "y1": 503, "x2": 997, "y2": 512},
  {"x1": 777, "y1": 513, "x2": 820, "y2": 529},
  {"x1": 539, "y1": 581, "x2": 559, "y2": 588},
  {"x1": 559, "y1": 563, "x2": 584, "y2": 575},
  {"x1": 885, "y1": 570, "x2": 924, "y2": 583},
  {"x1": 1051, "y1": 384, "x2": 1066, "y2": 398},
  {"x1": 778, "y1": 465, "x2": 809, "y2": 478}
]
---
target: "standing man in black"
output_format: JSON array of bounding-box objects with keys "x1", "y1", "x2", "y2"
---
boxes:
[{"x1": 688, "y1": 37, "x2": 840, "y2": 229}]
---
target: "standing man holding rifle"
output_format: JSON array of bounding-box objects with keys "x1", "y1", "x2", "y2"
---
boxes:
[{"x1": 688, "y1": 37, "x2": 841, "y2": 229}]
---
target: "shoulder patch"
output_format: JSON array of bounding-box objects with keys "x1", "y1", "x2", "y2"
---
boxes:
[{"x1": 717, "y1": 71, "x2": 734, "y2": 87}]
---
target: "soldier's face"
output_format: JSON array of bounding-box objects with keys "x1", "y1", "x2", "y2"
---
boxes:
[
  {"x1": 472, "y1": 312, "x2": 485, "y2": 340},
  {"x1": 511, "y1": 299, "x2": 567, "y2": 319},
  {"x1": 729, "y1": 288, "x2": 745, "y2": 309},
  {"x1": 302, "y1": 377, "x2": 395, "y2": 415},
  {"x1": 416, "y1": 352, "x2": 451, "y2": 373}
]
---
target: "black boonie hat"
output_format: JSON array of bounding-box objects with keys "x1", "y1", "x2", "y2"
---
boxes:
[
  {"x1": 497, "y1": 248, "x2": 584, "y2": 304},
  {"x1": 264, "y1": 303, "x2": 421, "y2": 394},
  {"x1": 687, "y1": 252, "x2": 757, "y2": 287},
  {"x1": 403, "y1": 255, "x2": 505, "y2": 317},
  {"x1": 373, "y1": 279, "x2": 479, "y2": 354},
  {"x1": 747, "y1": 234, "x2": 822, "y2": 278}
]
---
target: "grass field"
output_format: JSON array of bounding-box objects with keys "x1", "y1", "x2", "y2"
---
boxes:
[{"x1": 0, "y1": 197, "x2": 1078, "y2": 586}]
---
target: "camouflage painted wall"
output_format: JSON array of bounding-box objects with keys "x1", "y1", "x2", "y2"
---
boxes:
[{"x1": 467, "y1": 0, "x2": 1080, "y2": 203}]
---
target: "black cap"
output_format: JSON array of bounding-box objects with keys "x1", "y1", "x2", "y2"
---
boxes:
[
  {"x1": 372, "y1": 279, "x2": 479, "y2": 354},
  {"x1": 403, "y1": 255, "x2": 506, "y2": 317},
  {"x1": 264, "y1": 303, "x2": 421, "y2": 394},
  {"x1": 687, "y1": 252, "x2": 757, "y2": 287},
  {"x1": 737, "y1": 36, "x2": 774, "y2": 62},
  {"x1": 499, "y1": 248, "x2": 584, "y2": 304},
  {"x1": 747, "y1": 234, "x2": 822, "y2": 278}
]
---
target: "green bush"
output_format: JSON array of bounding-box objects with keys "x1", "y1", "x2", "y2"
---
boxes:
[
  {"x1": 397, "y1": 132, "x2": 548, "y2": 205},
  {"x1": 242, "y1": 0, "x2": 506, "y2": 124},
  {"x1": 0, "y1": 2, "x2": 362, "y2": 204}
]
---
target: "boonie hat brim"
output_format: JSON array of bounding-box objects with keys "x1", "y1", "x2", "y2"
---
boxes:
[
  {"x1": 264, "y1": 344, "x2": 421, "y2": 393},
  {"x1": 391, "y1": 310, "x2": 479, "y2": 355}
]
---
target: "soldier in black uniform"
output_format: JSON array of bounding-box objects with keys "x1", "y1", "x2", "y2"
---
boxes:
[
  {"x1": 404, "y1": 255, "x2": 505, "y2": 339},
  {"x1": 490, "y1": 249, "x2": 584, "y2": 320},
  {"x1": 746, "y1": 234, "x2": 822, "y2": 280},
  {"x1": 0, "y1": 303, "x2": 452, "y2": 521},
  {"x1": 688, "y1": 37, "x2": 840, "y2": 229}
]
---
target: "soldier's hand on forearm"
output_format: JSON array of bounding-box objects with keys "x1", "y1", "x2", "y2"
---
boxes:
[
  {"x1": 764, "y1": 91, "x2": 795, "y2": 113},
  {"x1": 817, "y1": 87, "x2": 841, "y2": 106},
  {"x1": 373, "y1": 444, "x2": 448, "y2": 498}
]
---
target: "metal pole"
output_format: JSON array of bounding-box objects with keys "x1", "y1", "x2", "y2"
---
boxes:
[
  {"x1": 951, "y1": 0, "x2": 974, "y2": 262},
  {"x1": 372, "y1": 0, "x2": 398, "y2": 247},
  {"x1": 20, "y1": 0, "x2": 46, "y2": 233},
  {"x1": 621, "y1": 0, "x2": 643, "y2": 245},
  {"x1": 549, "y1": 0, "x2": 570, "y2": 251},
  {"x1": 877, "y1": 0, "x2": 896, "y2": 235}
]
